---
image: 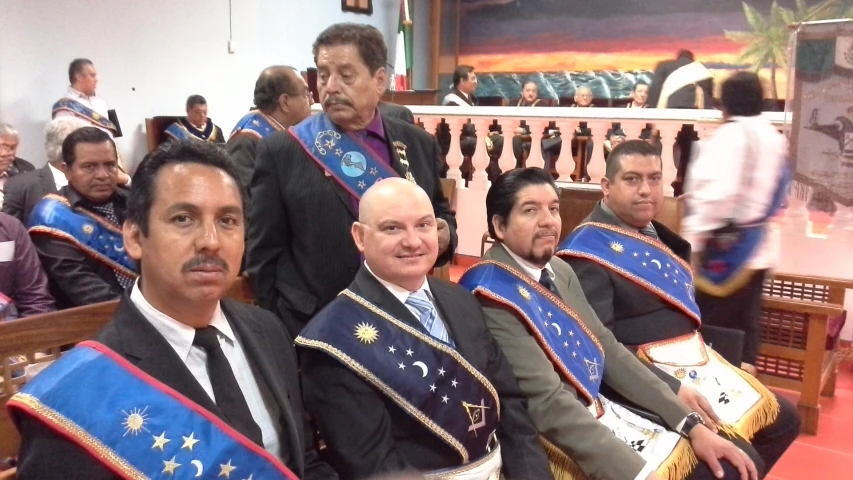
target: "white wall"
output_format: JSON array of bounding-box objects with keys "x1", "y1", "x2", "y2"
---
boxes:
[{"x1": 0, "y1": 0, "x2": 400, "y2": 171}]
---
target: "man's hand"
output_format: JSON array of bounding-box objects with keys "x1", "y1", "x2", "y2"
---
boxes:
[
  {"x1": 678, "y1": 386, "x2": 721, "y2": 432},
  {"x1": 689, "y1": 426, "x2": 758, "y2": 480},
  {"x1": 437, "y1": 218, "x2": 451, "y2": 254},
  {"x1": 690, "y1": 252, "x2": 703, "y2": 275}
]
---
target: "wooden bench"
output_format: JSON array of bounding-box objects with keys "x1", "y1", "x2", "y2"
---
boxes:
[
  {"x1": 0, "y1": 276, "x2": 258, "y2": 475},
  {"x1": 757, "y1": 273, "x2": 851, "y2": 434}
]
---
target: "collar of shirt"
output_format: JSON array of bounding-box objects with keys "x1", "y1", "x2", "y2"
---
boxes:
[
  {"x1": 353, "y1": 109, "x2": 385, "y2": 142},
  {"x1": 67, "y1": 87, "x2": 95, "y2": 102},
  {"x1": 502, "y1": 244, "x2": 555, "y2": 282},
  {"x1": 48, "y1": 163, "x2": 68, "y2": 188},
  {"x1": 363, "y1": 261, "x2": 431, "y2": 304},
  {"x1": 129, "y1": 280, "x2": 235, "y2": 362},
  {"x1": 600, "y1": 200, "x2": 657, "y2": 236}
]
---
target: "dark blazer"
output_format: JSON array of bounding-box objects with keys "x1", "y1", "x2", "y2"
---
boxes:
[
  {"x1": 647, "y1": 55, "x2": 713, "y2": 109},
  {"x1": 247, "y1": 114, "x2": 458, "y2": 338},
  {"x1": 30, "y1": 186, "x2": 129, "y2": 310},
  {"x1": 15, "y1": 296, "x2": 337, "y2": 480},
  {"x1": 226, "y1": 132, "x2": 263, "y2": 200},
  {"x1": 2, "y1": 164, "x2": 60, "y2": 224},
  {"x1": 9, "y1": 157, "x2": 36, "y2": 175},
  {"x1": 299, "y1": 267, "x2": 551, "y2": 480},
  {"x1": 378, "y1": 102, "x2": 415, "y2": 124}
]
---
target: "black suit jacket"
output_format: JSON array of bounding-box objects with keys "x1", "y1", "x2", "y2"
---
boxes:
[
  {"x1": 299, "y1": 267, "x2": 551, "y2": 480},
  {"x1": 2, "y1": 164, "x2": 59, "y2": 224},
  {"x1": 30, "y1": 186, "x2": 129, "y2": 310},
  {"x1": 378, "y1": 102, "x2": 415, "y2": 124},
  {"x1": 247, "y1": 114, "x2": 458, "y2": 338},
  {"x1": 226, "y1": 132, "x2": 263, "y2": 201},
  {"x1": 647, "y1": 55, "x2": 713, "y2": 109},
  {"x1": 15, "y1": 296, "x2": 337, "y2": 480}
]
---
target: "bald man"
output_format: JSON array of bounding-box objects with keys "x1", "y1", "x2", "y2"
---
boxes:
[
  {"x1": 296, "y1": 178, "x2": 551, "y2": 480},
  {"x1": 227, "y1": 66, "x2": 314, "y2": 198}
]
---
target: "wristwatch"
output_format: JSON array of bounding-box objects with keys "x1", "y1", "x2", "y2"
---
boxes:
[{"x1": 680, "y1": 412, "x2": 705, "y2": 438}]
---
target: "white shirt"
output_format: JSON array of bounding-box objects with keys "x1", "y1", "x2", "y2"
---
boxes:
[
  {"x1": 362, "y1": 262, "x2": 451, "y2": 328},
  {"x1": 129, "y1": 282, "x2": 282, "y2": 458},
  {"x1": 48, "y1": 163, "x2": 68, "y2": 189},
  {"x1": 55, "y1": 87, "x2": 113, "y2": 137},
  {"x1": 682, "y1": 116, "x2": 787, "y2": 270}
]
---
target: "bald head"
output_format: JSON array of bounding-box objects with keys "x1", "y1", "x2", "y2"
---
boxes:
[
  {"x1": 253, "y1": 65, "x2": 302, "y2": 111},
  {"x1": 353, "y1": 178, "x2": 438, "y2": 291},
  {"x1": 575, "y1": 86, "x2": 593, "y2": 107}
]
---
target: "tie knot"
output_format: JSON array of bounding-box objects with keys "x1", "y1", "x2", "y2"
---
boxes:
[
  {"x1": 539, "y1": 269, "x2": 551, "y2": 285},
  {"x1": 405, "y1": 290, "x2": 433, "y2": 313},
  {"x1": 639, "y1": 224, "x2": 657, "y2": 239},
  {"x1": 193, "y1": 327, "x2": 221, "y2": 352}
]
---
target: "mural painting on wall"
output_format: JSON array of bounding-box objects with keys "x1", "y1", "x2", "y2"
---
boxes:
[{"x1": 457, "y1": 0, "x2": 853, "y2": 103}]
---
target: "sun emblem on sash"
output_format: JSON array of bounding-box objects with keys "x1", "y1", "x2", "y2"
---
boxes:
[
  {"x1": 122, "y1": 406, "x2": 150, "y2": 436},
  {"x1": 354, "y1": 322, "x2": 379, "y2": 344},
  {"x1": 82, "y1": 224, "x2": 95, "y2": 235},
  {"x1": 609, "y1": 241, "x2": 624, "y2": 254},
  {"x1": 517, "y1": 285, "x2": 531, "y2": 301}
]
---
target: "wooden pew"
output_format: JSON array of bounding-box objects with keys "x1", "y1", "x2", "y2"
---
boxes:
[
  {"x1": 144, "y1": 116, "x2": 183, "y2": 152},
  {"x1": 0, "y1": 276, "x2": 258, "y2": 475}
]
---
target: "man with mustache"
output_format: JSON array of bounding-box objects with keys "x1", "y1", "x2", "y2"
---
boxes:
[
  {"x1": 557, "y1": 140, "x2": 799, "y2": 474},
  {"x1": 248, "y1": 23, "x2": 456, "y2": 338},
  {"x1": 29, "y1": 126, "x2": 135, "y2": 309},
  {"x1": 296, "y1": 178, "x2": 551, "y2": 480},
  {"x1": 460, "y1": 168, "x2": 760, "y2": 480},
  {"x1": 11, "y1": 140, "x2": 338, "y2": 480}
]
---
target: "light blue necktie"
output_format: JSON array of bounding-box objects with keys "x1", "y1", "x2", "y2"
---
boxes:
[{"x1": 405, "y1": 290, "x2": 455, "y2": 348}]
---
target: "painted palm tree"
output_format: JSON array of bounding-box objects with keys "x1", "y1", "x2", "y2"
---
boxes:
[{"x1": 725, "y1": 0, "x2": 849, "y2": 99}]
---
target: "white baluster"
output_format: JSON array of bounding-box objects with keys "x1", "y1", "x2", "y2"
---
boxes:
[
  {"x1": 497, "y1": 118, "x2": 517, "y2": 174},
  {"x1": 470, "y1": 117, "x2": 491, "y2": 190},
  {"x1": 527, "y1": 119, "x2": 546, "y2": 169},
  {"x1": 621, "y1": 120, "x2": 645, "y2": 141},
  {"x1": 420, "y1": 116, "x2": 439, "y2": 139},
  {"x1": 445, "y1": 117, "x2": 464, "y2": 183},
  {"x1": 586, "y1": 121, "x2": 608, "y2": 184},
  {"x1": 554, "y1": 120, "x2": 576, "y2": 181},
  {"x1": 657, "y1": 123, "x2": 680, "y2": 196}
]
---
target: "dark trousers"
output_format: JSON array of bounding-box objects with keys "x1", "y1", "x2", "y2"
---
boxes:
[{"x1": 696, "y1": 270, "x2": 768, "y2": 365}]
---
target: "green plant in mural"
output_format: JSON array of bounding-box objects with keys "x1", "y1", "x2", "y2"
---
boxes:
[{"x1": 725, "y1": 0, "x2": 851, "y2": 99}]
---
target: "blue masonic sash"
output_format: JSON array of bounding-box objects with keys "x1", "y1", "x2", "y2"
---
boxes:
[
  {"x1": 52, "y1": 97, "x2": 116, "y2": 134},
  {"x1": 295, "y1": 289, "x2": 500, "y2": 465},
  {"x1": 7, "y1": 341, "x2": 298, "y2": 480},
  {"x1": 289, "y1": 113, "x2": 400, "y2": 199},
  {"x1": 459, "y1": 261, "x2": 605, "y2": 405},
  {"x1": 229, "y1": 111, "x2": 281, "y2": 140},
  {"x1": 28, "y1": 194, "x2": 137, "y2": 279},
  {"x1": 165, "y1": 119, "x2": 218, "y2": 142},
  {"x1": 558, "y1": 223, "x2": 701, "y2": 325}
]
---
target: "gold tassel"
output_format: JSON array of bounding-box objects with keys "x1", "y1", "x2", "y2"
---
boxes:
[
  {"x1": 539, "y1": 436, "x2": 587, "y2": 480},
  {"x1": 656, "y1": 438, "x2": 698, "y2": 480}
]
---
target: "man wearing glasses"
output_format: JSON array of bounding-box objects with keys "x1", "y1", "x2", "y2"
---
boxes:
[{"x1": 29, "y1": 126, "x2": 135, "y2": 309}]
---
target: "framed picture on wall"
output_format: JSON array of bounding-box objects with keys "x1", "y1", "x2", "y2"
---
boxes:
[{"x1": 342, "y1": 0, "x2": 372, "y2": 15}]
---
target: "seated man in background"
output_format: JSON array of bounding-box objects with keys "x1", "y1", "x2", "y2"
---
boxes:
[
  {"x1": 558, "y1": 140, "x2": 800, "y2": 473},
  {"x1": 11, "y1": 140, "x2": 337, "y2": 480},
  {"x1": 628, "y1": 81, "x2": 650, "y2": 109},
  {"x1": 2, "y1": 117, "x2": 89, "y2": 224},
  {"x1": 297, "y1": 178, "x2": 551, "y2": 480},
  {"x1": 0, "y1": 123, "x2": 36, "y2": 207},
  {"x1": 571, "y1": 87, "x2": 595, "y2": 178},
  {"x1": 165, "y1": 94, "x2": 225, "y2": 143},
  {"x1": 228, "y1": 66, "x2": 314, "y2": 199},
  {"x1": 29, "y1": 127, "x2": 135, "y2": 309},
  {"x1": 0, "y1": 212, "x2": 54, "y2": 320},
  {"x1": 460, "y1": 167, "x2": 761, "y2": 480},
  {"x1": 513, "y1": 82, "x2": 562, "y2": 172}
]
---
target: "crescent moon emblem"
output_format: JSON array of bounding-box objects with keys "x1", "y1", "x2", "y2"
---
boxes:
[
  {"x1": 650, "y1": 259, "x2": 662, "y2": 269},
  {"x1": 412, "y1": 361, "x2": 429, "y2": 378},
  {"x1": 550, "y1": 323, "x2": 562, "y2": 336},
  {"x1": 114, "y1": 244, "x2": 125, "y2": 252},
  {"x1": 191, "y1": 460, "x2": 203, "y2": 477}
]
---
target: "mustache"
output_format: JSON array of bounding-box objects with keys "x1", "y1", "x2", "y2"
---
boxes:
[
  {"x1": 181, "y1": 255, "x2": 229, "y2": 273},
  {"x1": 535, "y1": 229, "x2": 558, "y2": 239},
  {"x1": 323, "y1": 96, "x2": 353, "y2": 108}
]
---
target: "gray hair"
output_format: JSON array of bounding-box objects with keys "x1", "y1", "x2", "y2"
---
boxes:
[
  {"x1": 44, "y1": 117, "x2": 89, "y2": 164},
  {"x1": 0, "y1": 123, "x2": 20, "y2": 141}
]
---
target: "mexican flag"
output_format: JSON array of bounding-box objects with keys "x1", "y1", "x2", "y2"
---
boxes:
[{"x1": 394, "y1": 0, "x2": 413, "y2": 91}]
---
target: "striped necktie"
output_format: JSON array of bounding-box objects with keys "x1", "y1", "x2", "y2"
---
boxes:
[
  {"x1": 639, "y1": 223, "x2": 658, "y2": 239},
  {"x1": 405, "y1": 290, "x2": 455, "y2": 347}
]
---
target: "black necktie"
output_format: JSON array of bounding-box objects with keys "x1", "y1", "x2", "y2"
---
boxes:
[
  {"x1": 192, "y1": 327, "x2": 263, "y2": 446},
  {"x1": 539, "y1": 269, "x2": 562, "y2": 299}
]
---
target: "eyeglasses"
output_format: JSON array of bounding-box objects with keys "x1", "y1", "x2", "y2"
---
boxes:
[{"x1": 289, "y1": 90, "x2": 314, "y2": 104}]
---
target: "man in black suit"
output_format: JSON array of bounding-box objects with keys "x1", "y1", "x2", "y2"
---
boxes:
[
  {"x1": 13, "y1": 140, "x2": 337, "y2": 479},
  {"x1": 248, "y1": 23, "x2": 457, "y2": 338},
  {"x1": 297, "y1": 178, "x2": 551, "y2": 479},
  {"x1": 0, "y1": 123, "x2": 36, "y2": 206},
  {"x1": 378, "y1": 101, "x2": 415, "y2": 124},
  {"x1": 2, "y1": 117, "x2": 90, "y2": 224}
]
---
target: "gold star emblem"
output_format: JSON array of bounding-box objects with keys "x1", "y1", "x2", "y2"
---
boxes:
[
  {"x1": 219, "y1": 459, "x2": 237, "y2": 478},
  {"x1": 517, "y1": 285, "x2": 531, "y2": 301},
  {"x1": 335, "y1": 148, "x2": 343, "y2": 157},
  {"x1": 674, "y1": 368, "x2": 687, "y2": 379},
  {"x1": 93, "y1": 113, "x2": 101, "y2": 120},
  {"x1": 82, "y1": 224, "x2": 95, "y2": 235},
  {"x1": 151, "y1": 431, "x2": 170, "y2": 451},
  {"x1": 609, "y1": 241, "x2": 624, "y2": 254},
  {"x1": 162, "y1": 456, "x2": 181, "y2": 475},
  {"x1": 181, "y1": 432, "x2": 200, "y2": 451},
  {"x1": 122, "y1": 407, "x2": 149, "y2": 436},
  {"x1": 354, "y1": 322, "x2": 379, "y2": 344}
]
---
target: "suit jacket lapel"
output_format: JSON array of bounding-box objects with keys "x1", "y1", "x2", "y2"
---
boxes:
[
  {"x1": 352, "y1": 267, "x2": 428, "y2": 335},
  {"x1": 111, "y1": 297, "x2": 222, "y2": 417},
  {"x1": 40, "y1": 164, "x2": 60, "y2": 193},
  {"x1": 487, "y1": 243, "x2": 575, "y2": 304},
  {"x1": 221, "y1": 300, "x2": 305, "y2": 476},
  {"x1": 427, "y1": 278, "x2": 475, "y2": 357}
]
